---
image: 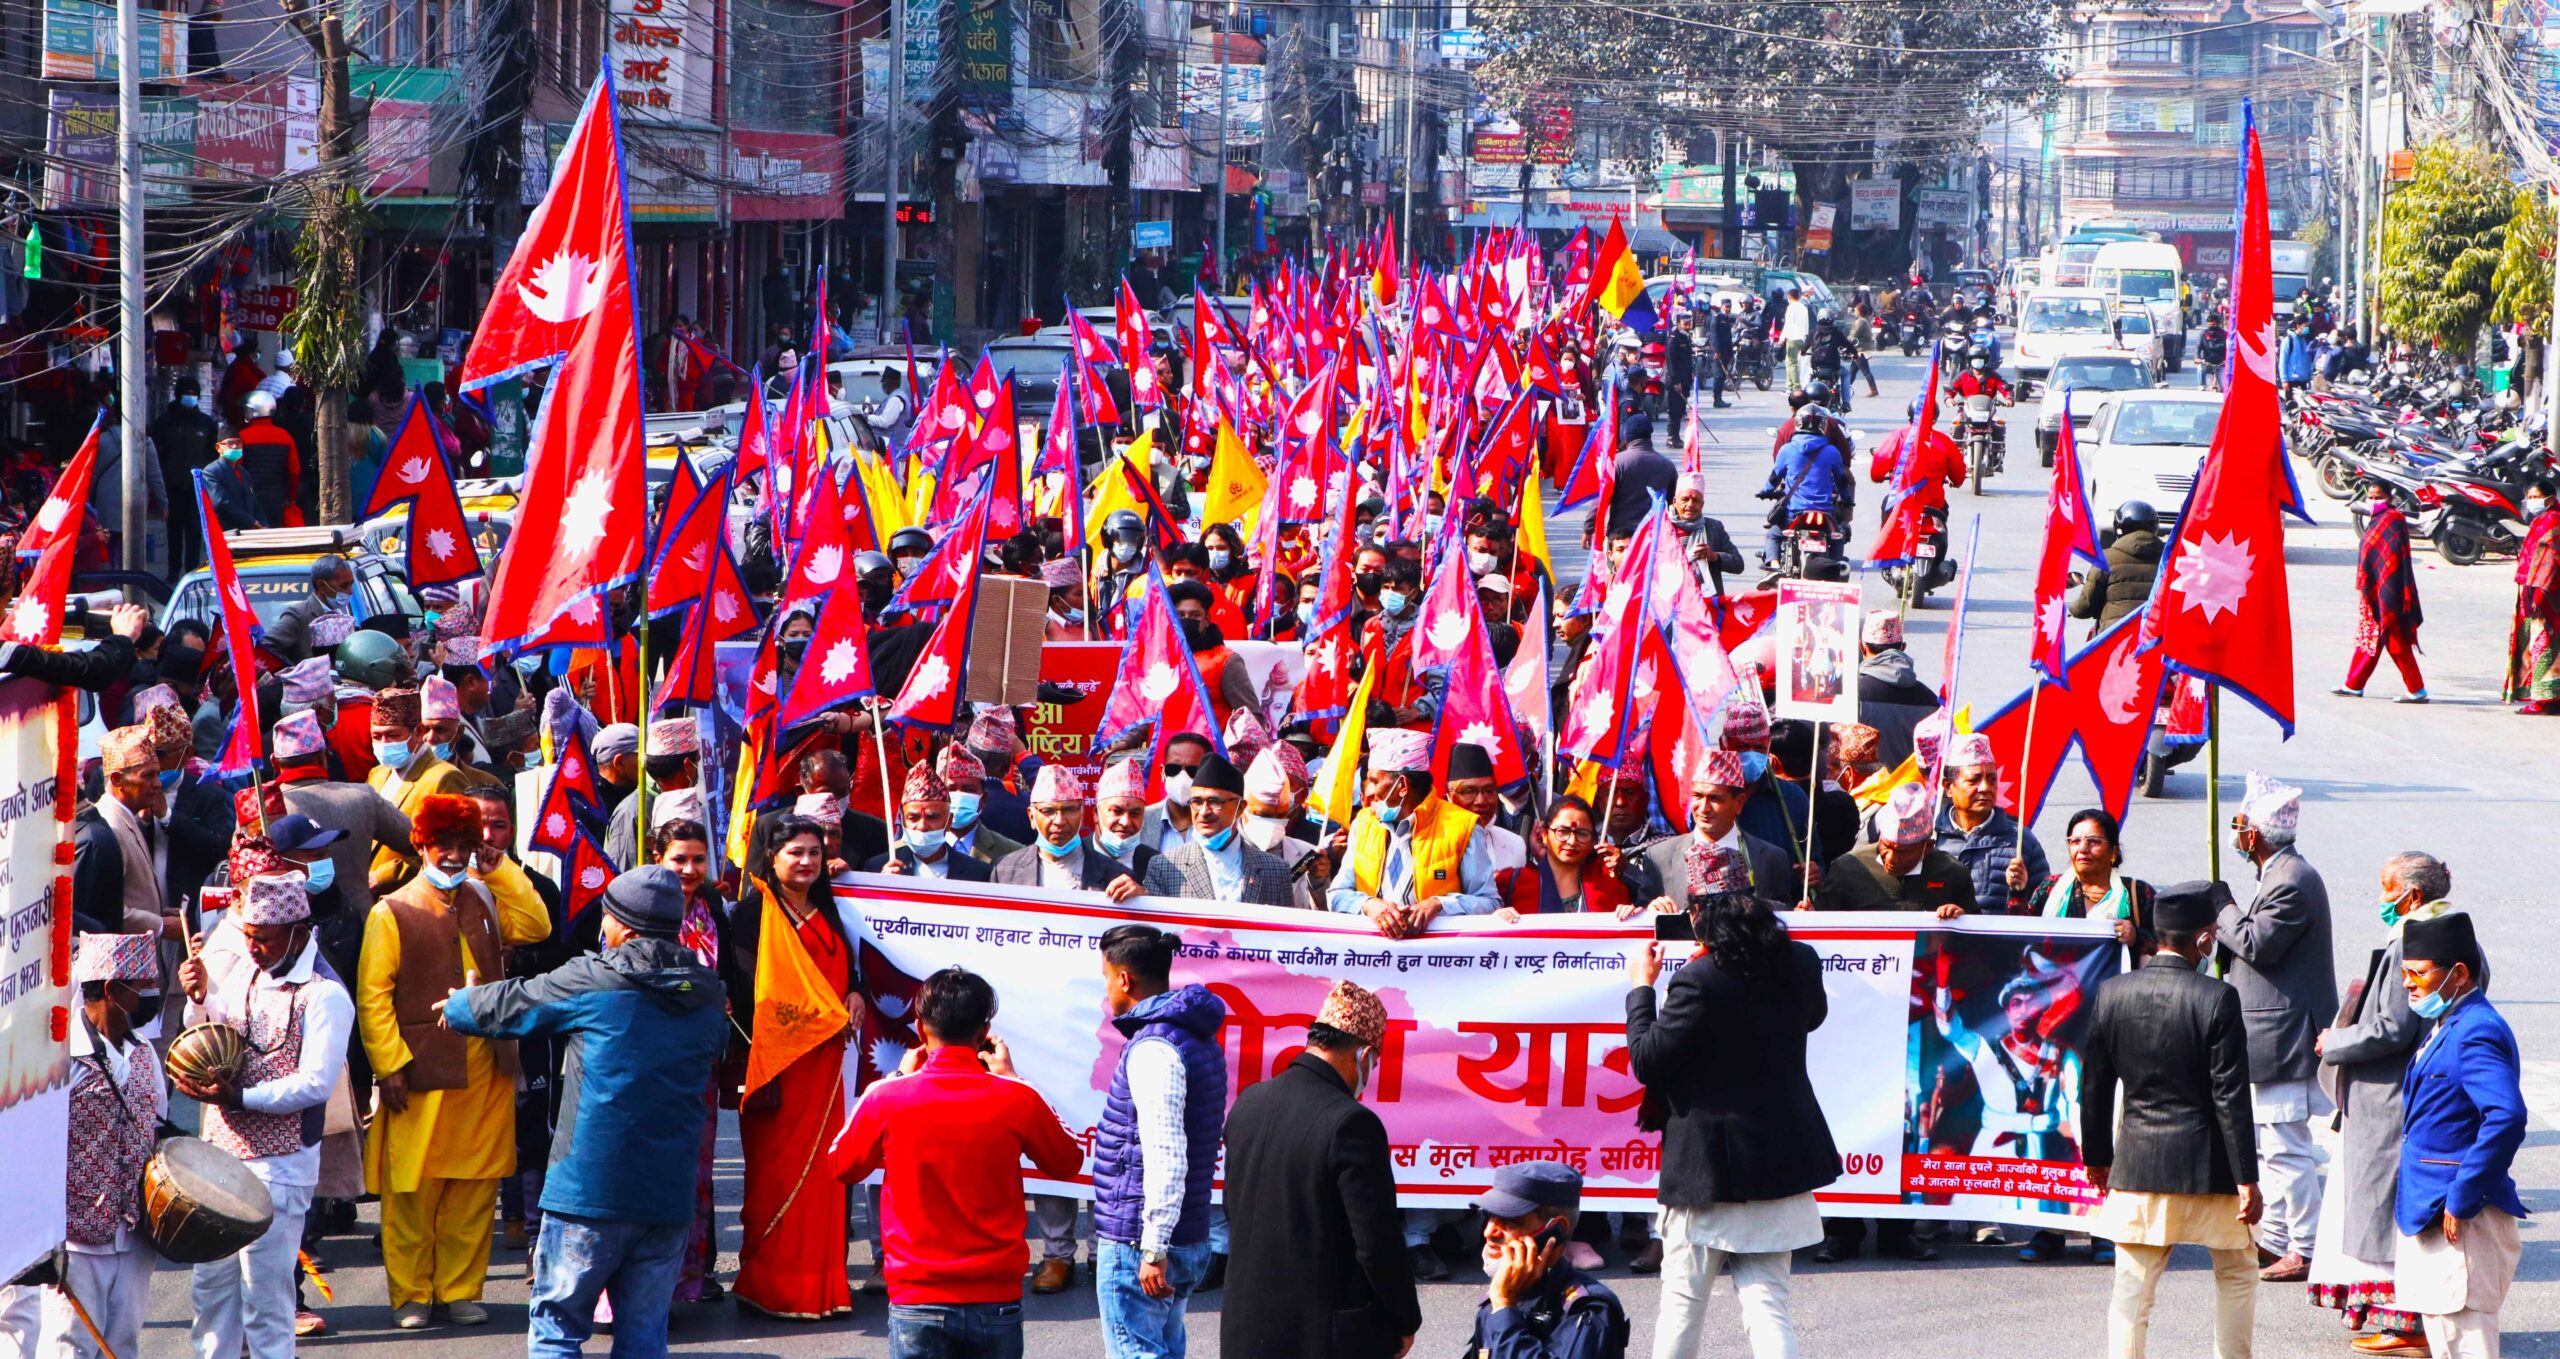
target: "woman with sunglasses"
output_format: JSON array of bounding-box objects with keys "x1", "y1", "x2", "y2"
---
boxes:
[{"x1": 1498, "y1": 795, "x2": 1631, "y2": 920}]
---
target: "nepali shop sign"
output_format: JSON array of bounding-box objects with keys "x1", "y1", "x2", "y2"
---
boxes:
[
  {"x1": 610, "y1": 0, "x2": 710, "y2": 123},
  {"x1": 42, "y1": 0, "x2": 183, "y2": 80},
  {"x1": 729, "y1": 129, "x2": 843, "y2": 221},
  {"x1": 953, "y1": 0, "x2": 1013, "y2": 106},
  {"x1": 44, "y1": 91, "x2": 194, "y2": 208},
  {"x1": 844, "y1": 877, "x2": 2124, "y2": 1224}
]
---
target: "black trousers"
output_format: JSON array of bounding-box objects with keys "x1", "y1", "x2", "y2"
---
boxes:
[
  {"x1": 1823, "y1": 1217, "x2": 1923, "y2": 1254},
  {"x1": 1665, "y1": 381, "x2": 1688, "y2": 443},
  {"x1": 1709, "y1": 353, "x2": 1731, "y2": 404}
]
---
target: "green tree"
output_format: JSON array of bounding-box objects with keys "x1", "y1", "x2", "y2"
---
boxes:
[
  {"x1": 2376, "y1": 141, "x2": 2510, "y2": 352},
  {"x1": 2492, "y1": 188, "x2": 2553, "y2": 335}
]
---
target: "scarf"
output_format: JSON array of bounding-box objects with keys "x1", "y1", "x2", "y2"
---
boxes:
[
  {"x1": 2040, "y1": 869, "x2": 2131, "y2": 920},
  {"x1": 2356, "y1": 505, "x2": 2423, "y2": 642}
]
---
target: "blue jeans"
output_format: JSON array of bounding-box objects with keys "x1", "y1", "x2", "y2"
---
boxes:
[
  {"x1": 1096, "y1": 1240, "x2": 1213, "y2": 1359},
  {"x1": 528, "y1": 1213, "x2": 688, "y2": 1359},
  {"x1": 888, "y1": 1301, "x2": 1025, "y2": 1359}
]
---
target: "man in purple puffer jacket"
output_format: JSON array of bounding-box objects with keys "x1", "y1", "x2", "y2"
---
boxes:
[{"x1": 1091, "y1": 924, "x2": 1229, "y2": 1359}]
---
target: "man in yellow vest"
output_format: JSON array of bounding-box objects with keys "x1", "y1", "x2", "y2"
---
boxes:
[{"x1": 1325, "y1": 727, "x2": 1498, "y2": 939}]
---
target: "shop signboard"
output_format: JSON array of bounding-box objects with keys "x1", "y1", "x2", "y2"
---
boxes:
[
  {"x1": 1849, "y1": 179, "x2": 1900, "y2": 231},
  {"x1": 43, "y1": 90, "x2": 193, "y2": 208},
  {"x1": 730, "y1": 128, "x2": 843, "y2": 220},
  {"x1": 1913, "y1": 187, "x2": 1972, "y2": 230},
  {"x1": 954, "y1": 0, "x2": 1013, "y2": 106},
  {"x1": 42, "y1": 0, "x2": 183, "y2": 80}
]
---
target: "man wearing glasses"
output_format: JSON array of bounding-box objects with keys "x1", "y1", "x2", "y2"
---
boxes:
[
  {"x1": 1142, "y1": 754, "x2": 1295, "y2": 908},
  {"x1": 2392, "y1": 912, "x2": 2526, "y2": 1359}
]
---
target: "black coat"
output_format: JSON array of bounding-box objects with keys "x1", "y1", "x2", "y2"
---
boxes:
[
  {"x1": 0, "y1": 635, "x2": 136, "y2": 693},
  {"x1": 2079, "y1": 954, "x2": 2257, "y2": 1196},
  {"x1": 1221, "y1": 1052, "x2": 1421, "y2": 1359},
  {"x1": 856, "y1": 845, "x2": 993, "y2": 883},
  {"x1": 1627, "y1": 940, "x2": 1839, "y2": 1206},
  {"x1": 164, "y1": 770, "x2": 235, "y2": 915}
]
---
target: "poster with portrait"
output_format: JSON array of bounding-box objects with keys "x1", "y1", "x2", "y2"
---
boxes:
[{"x1": 1776, "y1": 578, "x2": 1859, "y2": 723}]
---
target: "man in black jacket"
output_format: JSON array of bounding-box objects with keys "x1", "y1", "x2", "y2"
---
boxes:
[
  {"x1": 150, "y1": 378, "x2": 217, "y2": 569},
  {"x1": 2081, "y1": 881, "x2": 2262, "y2": 1359},
  {"x1": 1852, "y1": 610, "x2": 1941, "y2": 769},
  {"x1": 1663, "y1": 325, "x2": 1693, "y2": 450},
  {"x1": 1221, "y1": 979, "x2": 1420, "y2": 1359},
  {"x1": 0, "y1": 602, "x2": 147, "y2": 692}
]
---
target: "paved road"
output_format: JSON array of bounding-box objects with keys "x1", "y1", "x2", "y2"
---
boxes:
[{"x1": 133, "y1": 351, "x2": 2560, "y2": 1357}]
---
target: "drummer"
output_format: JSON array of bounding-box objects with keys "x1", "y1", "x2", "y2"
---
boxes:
[
  {"x1": 40, "y1": 932, "x2": 166, "y2": 1359},
  {"x1": 175, "y1": 870, "x2": 353, "y2": 1359}
]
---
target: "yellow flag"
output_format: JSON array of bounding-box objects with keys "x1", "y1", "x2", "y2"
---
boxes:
[
  {"x1": 1085, "y1": 430, "x2": 1156, "y2": 554},
  {"x1": 1564, "y1": 758, "x2": 1599, "y2": 805},
  {"x1": 1516, "y1": 462, "x2": 1550, "y2": 583},
  {"x1": 1309, "y1": 664, "x2": 1379, "y2": 827},
  {"x1": 742, "y1": 882, "x2": 852, "y2": 1100},
  {"x1": 1852, "y1": 705, "x2": 1973, "y2": 808},
  {"x1": 1203, "y1": 419, "x2": 1268, "y2": 536},
  {"x1": 853, "y1": 445, "x2": 911, "y2": 540}
]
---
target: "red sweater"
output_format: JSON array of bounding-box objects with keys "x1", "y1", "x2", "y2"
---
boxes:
[{"x1": 828, "y1": 1045, "x2": 1086, "y2": 1304}]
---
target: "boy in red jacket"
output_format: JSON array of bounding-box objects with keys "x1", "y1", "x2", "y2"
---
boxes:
[{"x1": 830, "y1": 967, "x2": 1085, "y2": 1357}]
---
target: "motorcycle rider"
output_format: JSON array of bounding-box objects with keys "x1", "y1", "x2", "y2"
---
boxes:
[
  {"x1": 1760, "y1": 405, "x2": 1855, "y2": 578},
  {"x1": 1092, "y1": 508, "x2": 1150, "y2": 636},
  {"x1": 1772, "y1": 384, "x2": 1854, "y2": 467},
  {"x1": 1950, "y1": 353, "x2": 2014, "y2": 477},
  {"x1": 1867, "y1": 396, "x2": 1966, "y2": 527},
  {"x1": 2070, "y1": 501, "x2": 2163, "y2": 630},
  {"x1": 1806, "y1": 316, "x2": 1848, "y2": 406}
]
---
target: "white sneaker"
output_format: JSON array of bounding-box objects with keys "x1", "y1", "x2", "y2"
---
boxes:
[
  {"x1": 445, "y1": 1301, "x2": 490, "y2": 1326},
  {"x1": 393, "y1": 1303, "x2": 432, "y2": 1330}
]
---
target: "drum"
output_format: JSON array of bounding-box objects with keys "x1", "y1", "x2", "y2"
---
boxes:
[
  {"x1": 165, "y1": 1023, "x2": 248, "y2": 1091},
  {"x1": 141, "y1": 1137, "x2": 274, "y2": 1264}
]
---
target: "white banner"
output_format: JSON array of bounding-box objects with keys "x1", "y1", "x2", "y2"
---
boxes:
[
  {"x1": 0, "y1": 679, "x2": 71, "y2": 1280},
  {"x1": 842, "y1": 876, "x2": 2121, "y2": 1224},
  {"x1": 1849, "y1": 179, "x2": 1900, "y2": 231}
]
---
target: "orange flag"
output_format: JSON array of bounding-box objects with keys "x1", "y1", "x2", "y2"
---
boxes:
[{"x1": 741, "y1": 883, "x2": 850, "y2": 1100}]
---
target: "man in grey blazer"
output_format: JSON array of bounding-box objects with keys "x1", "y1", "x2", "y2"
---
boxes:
[
  {"x1": 989, "y1": 764, "x2": 1144, "y2": 900},
  {"x1": 2221, "y1": 771, "x2": 2338, "y2": 1282},
  {"x1": 263, "y1": 555, "x2": 355, "y2": 665},
  {"x1": 1142, "y1": 754, "x2": 1295, "y2": 909},
  {"x1": 1620, "y1": 749, "x2": 1794, "y2": 913}
]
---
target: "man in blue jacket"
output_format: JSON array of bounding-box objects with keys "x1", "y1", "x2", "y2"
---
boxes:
[
  {"x1": 2393, "y1": 911, "x2": 2527, "y2": 1359},
  {"x1": 1760, "y1": 405, "x2": 1852, "y2": 571},
  {"x1": 2278, "y1": 317, "x2": 2316, "y2": 398},
  {"x1": 443, "y1": 866, "x2": 728, "y2": 1359}
]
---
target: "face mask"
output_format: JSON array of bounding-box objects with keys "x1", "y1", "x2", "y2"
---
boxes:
[
  {"x1": 1738, "y1": 751, "x2": 1770, "y2": 783},
  {"x1": 1467, "y1": 550, "x2": 1497, "y2": 576},
  {"x1": 1096, "y1": 827, "x2": 1139, "y2": 858},
  {"x1": 893, "y1": 554, "x2": 923, "y2": 577},
  {"x1": 422, "y1": 863, "x2": 469, "y2": 891},
  {"x1": 220, "y1": 445, "x2": 244, "y2": 462},
  {"x1": 1371, "y1": 799, "x2": 1403, "y2": 828},
  {"x1": 1297, "y1": 602, "x2": 1317, "y2": 629},
  {"x1": 1207, "y1": 549, "x2": 1233, "y2": 572},
  {"x1": 1056, "y1": 607, "x2": 1085, "y2": 625},
  {"x1": 2529, "y1": 497, "x2": 2551, "y2": 517},
  {"x1": 373, "y1": 740, "x2": 414, "y2": 770},
  {"x1": 432, "y1": 741, "x2": 455, "y2": 763},
  {"x1": 127, "y1": 992, "x2": 162, "y2": 1029},
  {"x1": 2410, "y1": 984, "x2": 2456, "y2": 1020},
  {"x1": 1040, "y1": 832, "x2": 1083, "y2": 858},
  {"x1": 178, "y1": 395, "x2": 200, "y2": 409},
  {"x1": 1111, "y1": 540, "x2": 1140, "y2": 564},
  {"x1": 303, "y1": 859, "x2": 337, "y2": 894},
  {"x1": 1355, "y1": 571, "x2": 1384, "y2": 596},
  {"x1": 1240, "y1": 812, "x2": 1288, "y2": 851},
  {"x1": 158, "y1": 767, "x2": 182, "y2": 790},
  {"x1": 946, "y1": 791, "x2": 981, "y2": 829},
  {"x1": 1199, "y1": 823, "x2": 1238, "y2": 853},
  {"x1": 1379, "y1": 590, "x2": 1410, "y2": 616},
  {"x1": 1180, "y1": 618, "x2": 1209, "y2": 650},
  {"x1": 2378, "y1": 895, "x2": 2406, "y2": 928},
  {"x1": 1672, "y1": 517, "x2": 1701, "y2": 533},
  {"x1": 1162, "y1": 772, "x2": 1194, "y2": 805},
  {"x1": 904, "y1": 827, "x2": 949, "y2": 854}
]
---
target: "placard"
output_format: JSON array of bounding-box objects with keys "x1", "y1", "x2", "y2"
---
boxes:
[{"x1": 1776, "y1": 577, "x2": 1859, "y2": 724}]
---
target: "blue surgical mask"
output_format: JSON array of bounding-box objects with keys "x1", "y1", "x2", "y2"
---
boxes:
[
  {"x1": 303, "y1": 859, "x2": 336, "y2": 893},
  {"x1": 373, "y1": 740, "x2": 414, "y2": 770},
  {"x1": 1057, "y1": 607, "x2": 1085, "y2": 625},
  {"x1": 2410, "y1": 985, "x2": 2455, "y2": 1020},
  {"x1": 158, "y1": 767, "x2": 182, "y2": 790},
  {"x1": 904, "y1": 828, "x2": 949, "y2": 856},
  {"x1": 1096, "y1": 828, "x2": 1139, "y2": 858},
  {"x1": 1207, "y1": 549, "x2": 1233, "y2": 572},
  {"x1": 422, "y1": 863, "x2": 469, "y2": 891},
  {"x1": 1738, "y1": 751, "x2": 1771, "y2": 783},
  {"x1": 947, "y1": 791, "x2": 981, "y2": 829},
  {"x1": 1379, "y1": 589, "x2": 1410, "y2": 616},
  {"x1": 1297, "y1": 602, "x2": 1317, "y2": 629},
  {"x1": 432, "y1": 741, "x2": 455, "y2": 763},
  {"x1": 220, "y1": 444, "x2": 244, "y2": 462},
  {"x1": 1040, "y1": 833, "x2": 1084, "y2": 858},
  {"x1": 1371, "y1": 801, "x2": 1403, "y2": 828},
  {"x1": 1200, "y1": 824, "x2": 1237, "y2": 852},
  {"x1": 178, "y1": 395, "x2": 200, "y2": 409}
]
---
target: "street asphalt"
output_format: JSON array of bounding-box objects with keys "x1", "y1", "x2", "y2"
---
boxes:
[{"x1": 133, "y1": 350, "x2": 2560, "y2": 1357}]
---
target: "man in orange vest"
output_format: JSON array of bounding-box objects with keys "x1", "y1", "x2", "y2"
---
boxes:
[{"x1": 1325, "y1": 727, "x2": 1496, "y2": 938}]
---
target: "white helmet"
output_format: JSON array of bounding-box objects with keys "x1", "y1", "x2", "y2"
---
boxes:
[{"x1": 243, "y1": 390, "x2": 278, "y2": 419}]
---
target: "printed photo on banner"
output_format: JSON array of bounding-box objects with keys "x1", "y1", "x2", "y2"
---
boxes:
[{"x1": 1777, "y1": 578, "x2": 1860, "y2": 723}]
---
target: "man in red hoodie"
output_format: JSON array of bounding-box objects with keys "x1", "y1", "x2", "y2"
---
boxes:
[{"x1": 830, "y1": 966, "x2": 1085, "y2": 1359}]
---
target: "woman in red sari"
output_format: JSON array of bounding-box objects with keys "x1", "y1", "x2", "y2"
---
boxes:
[{"x1": 721, "y1": 813, "x2": 855, "y2": 1320}]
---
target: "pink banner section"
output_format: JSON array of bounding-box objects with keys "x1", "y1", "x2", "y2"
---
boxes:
[{"x1": 839, "y1": 874, "x2": 2121, "y2": 1224}]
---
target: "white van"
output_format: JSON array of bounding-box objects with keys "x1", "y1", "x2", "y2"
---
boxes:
[{"x1": 2089, "y1": 241, "x2": 2186, "y2": 371}]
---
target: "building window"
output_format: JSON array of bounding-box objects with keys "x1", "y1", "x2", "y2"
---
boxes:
[
  {"x1": 2109, "y1": 24, "x2": 2182, "y2": 66},
  {"x1": 732, "y1": 0, "x2": 839, "y2": 131}
]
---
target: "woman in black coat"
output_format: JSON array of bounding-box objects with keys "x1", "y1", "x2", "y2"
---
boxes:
[{"x1": 1627, "y1": 881, "x2": 1839, "y2": 1354}]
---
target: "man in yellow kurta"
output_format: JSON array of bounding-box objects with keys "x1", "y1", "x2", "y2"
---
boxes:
[
  {"x1": 356, "y1": 792, "x2": 552, "y2": 1328},
  {"x1": 365, "y1": 686, "x2": 477, "y2": 891}
]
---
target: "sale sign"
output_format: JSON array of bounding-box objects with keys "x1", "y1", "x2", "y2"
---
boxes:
[{"x1": 840, "y1": 876, "x2": 2122, "y2": 1224}]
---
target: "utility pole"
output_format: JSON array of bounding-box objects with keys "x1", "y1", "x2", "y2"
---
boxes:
[
  {"x1": 117, "y1": 0, "x2": 145, "y2": 571},
  {"x1": 883, "y1": 0, "x2": 904, "y2": 338},
  {"x1": 1213, "y1": 0, "x2": 1236, "y2": 280},
  {"x1": 2356, "y1": 27, "x2": 2374, "y2": 345},
  {"x1": 1399, "y1": 30, "x2": 1415, "y2": 268}
]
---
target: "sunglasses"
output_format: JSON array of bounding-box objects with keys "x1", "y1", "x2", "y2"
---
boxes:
[{"x1": 1164, "y1": 763, "x2": 1200, "y2": 778}]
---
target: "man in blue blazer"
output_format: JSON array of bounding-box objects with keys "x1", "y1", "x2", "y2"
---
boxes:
[{"x1": 2395, "y1": 911, "x2": 2527, "y2": 1358}]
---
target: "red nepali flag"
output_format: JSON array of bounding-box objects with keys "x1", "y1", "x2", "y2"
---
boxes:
[
  {"x1": 1559, "y1": 510, "x2": 1662, "y2": 767},
  {"x1": 2030, "y1": 393, "x2": 2104, "y2": 685},
  {"x1": 1428, "y1": 575, "x2": 1529, "y2": 787},
  {"x1": 774, "y1": 554, "x2": 879, "y2": 733},
  {"x1": 1870, "y1": 344, "x2": 1943, "y2": 568},
  {"x1": 364, "y1": 394, "x2": 483, "y2": 592},
  {"x1": 779, "y1": 469, "x2": 856, "y2": 613},
  {"x1": 915, "y1": 349, "x2": 971, "y2": 451},
  {"x1": 458, "y1": 74, "x2": 634, "y2": 393},
  {"x1": 193, "y1": 471, "x2": 267, "y2": 775},
  {"x1": 2061, "y1": 607, "x2": 2168, "y2": 821},
  {"x1": 643, "y1": 453, "x2": 719, "y2": 620},
  {"x1": 3, "y1": 417, "x2": 98, "y2": 644},
  {"x1": 971, "y1": 377, "x2": 1026, "y2": 540},
  {"x1": 730, "y1": 364, "x2": 773, "y2": 484},
  {"x1": 1968, "y1": 676, "x2": 2079, "y2": 830},
  {"x1": 530, "y1": 725, "x2": 608, "y2": 856},
  {"x1": 1063, "y1": 309, "x2": 1122, "y2": 427},
  {"x1": 650, "y1": 493, "x2": 757, "y2": 711},
  {"x1": 565, "y1": 829, "x2": 622, "y2": 903},
  {"x1": 1556, "y1": 384, "x2": 1618, "y2": 517},
  {"x1": 883, "y1": 536, "x2": 984, "y2": 733},
  {"x1": 2139, "y1": 100, "x2": 2307, "y2": 735},
  {"x1": 474, "y1": 73, "x2": 644, "y2": 657},
  {"x1": 1091, "y1": 566, "x2": 1226, "y2": 793}
]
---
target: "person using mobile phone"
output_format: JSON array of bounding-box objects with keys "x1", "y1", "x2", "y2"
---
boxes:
[{"x1": 1466, "y1": 1162, "x2": 1628, "y2": 1359}]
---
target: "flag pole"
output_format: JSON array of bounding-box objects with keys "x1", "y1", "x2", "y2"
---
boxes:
[
  {"x1": 634, "y1": 610, "x2": 650, "y2": 841},
  {"x1": 1801, "y1": 720, "x2": 1823, "y2": 906},
  {"x1": 2204, "y1": 685, "x2": 2221, "y2": 881},
  {"x1": 2016, "y1": 684, "x2": 2041, "y2": 862},
  {"x1": 870, "y1": 698, "x2": 899, "y2": 831}
]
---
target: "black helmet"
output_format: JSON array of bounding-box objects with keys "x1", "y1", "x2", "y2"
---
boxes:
[
  {"x1": 1102, "y1": 508, "x2": 1147, "y2": 564},
  {"x1": 1968, "y1": 351, "x2": 1989, "y2": 369},
  {"x1": 1804, "y1": 378, "x2": 1835, "y2": 405},
  {"x1": 886, "y1": 526, "x2": 934, "y2": 561},
  {"x1": 333, "y1": 630, "x2": 410, "y2": 692},
  {"x1": 2112, "y1": 500, "x2": 2159, "y2": 536},
  {"x1": 853, "y1": 549, "x2": 894, "y2": 609}
]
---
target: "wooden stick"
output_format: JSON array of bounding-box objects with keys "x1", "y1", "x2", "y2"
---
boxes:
[
  {"x1": 2205, "y1": 684, "x2": 2222, "y2": 882},
  {"x1": 1801, "y1": 720, "x2": 1823, "y2": 905},
  {"x1": 2017, "y1": 683, "x2": 2042, "y2": 862},
  {"x1": 51, "y1": 1280, "x2": 118, "y2": 1359},
  {"x1": 872, "y1": 699, "x2": 900, "y2": 831}
]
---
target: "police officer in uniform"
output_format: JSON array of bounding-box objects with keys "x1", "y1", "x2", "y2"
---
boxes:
[{"x1": 1465, "y1": 1162, "x2": 1629, "y2": 1359}]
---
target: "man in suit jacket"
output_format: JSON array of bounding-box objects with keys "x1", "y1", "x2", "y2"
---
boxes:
[
  {"x1": 70, "y1": 728, "x2": 175, "y2": 936},
  {"x1": 1809, "y1": 783, "x2": 1973, "y2": 916},
  {"x1": 1221, "y1": 980, "x2": 1420, "y2": 1359},
  {"x1": 2222, "y1": 772, "x2": 2338, "y2": 1281},
  {"x1": 1142, "y1": 754, "x2": 1294, "y2": 909},
  {"x1": 2081, "y1": 881, "x2": 2262, "y2": 1359},
  {"x1": 937, "y1": 746, "x2": 1025, "y2": 867},
  {"x1": 2391, "y1": 911, "x2": 2528, "y2": 1359},
  {"x1": 273, "y1": 710, "x2": 413, "y2": 918},
  {"x1": 132, "y1": 686, "x2": 233, "y2": 920},
  {"x1": 989, "y1": 764, "x2": 1143, "y2": 900},
  {"x1": 861, "y1": 764, "x2": 994, "y2": 883},
  {"x1": 264, "y1": 556, "x2": 355, "y2": 666},
  {"x1": 1622, "y1": 750, "x2": 1794, "y2": 913}
]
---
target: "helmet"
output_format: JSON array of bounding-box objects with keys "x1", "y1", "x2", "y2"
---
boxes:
[
  {"x1": 1804, "y1": 378, "x2": 1836, "y2": 405},
  {"x1": 1794, "y1": 405, "x2": 1831, "y2": 431},
  {"x1": 1968, "y1": 352, "x2": 1989, "y2": 370},
  {"x1": 333, "y1": 630, "x2": 410, "y2": 692},
  {"x1": 1907, "y1": 396, "x2": 1926, "y2": 422},
  {"x1": 1102, "y1": 508, "x2": 1145, "y2": 544},
  {"x1": 2112, "y1": 500, "x2": 2159, "y2": 537},
  {"x1": 886, "y1": 526, "x2": 934, "y2": 561},
  {"x1": 853, "y1": 550, "x2": 894, "y2": 609}
]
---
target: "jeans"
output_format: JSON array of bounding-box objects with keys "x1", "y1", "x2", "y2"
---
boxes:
[
  {"x1": 1097, "y1": 1240, "x2": 1214, "y2": 1359},
  {"x1": 1783, "y1": 339, "x2": 1807, "y2": 392},
  {"x1": 528, "y1": 1213, "x2": 689, "y2": 1359},
  {"x1": 889, "y1": 1301, "x2": 1025, "y2": 1359}
]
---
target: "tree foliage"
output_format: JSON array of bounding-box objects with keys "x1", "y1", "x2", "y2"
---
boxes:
[
  {"x1": 2492, "y1": 187, "x2": 2553, "y2": 337},
  {"x1": 2377, "y1": 141, "x2": 2510, "y2": 351}
]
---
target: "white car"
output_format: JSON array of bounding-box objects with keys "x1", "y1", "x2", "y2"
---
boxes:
[
  {"x1": 2036, "y1": 350, "x2": 2154, "y2": 465},
  {"x1": 2107, "y1": 308, "x2": 2166, "y2": 381},
  {"x1": 2012, "y1": 288, "x2": 2115, "y2": 387},
  {"x1": 2082, "y1": 390, "x2": 2225, "y2": 525}
]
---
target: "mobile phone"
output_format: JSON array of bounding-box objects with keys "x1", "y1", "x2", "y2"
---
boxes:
[
  {"x1": 1652, "y1": 913, "x2": 1695, "y2": 943},
  {"x1": 1532, "y1": 1218, "x2": 1570, "y2": 1252}
]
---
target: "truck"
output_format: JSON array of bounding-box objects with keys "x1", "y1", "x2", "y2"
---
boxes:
[{"x1": 2270, "y1": 240, "x2": 2314, "y2": 318}]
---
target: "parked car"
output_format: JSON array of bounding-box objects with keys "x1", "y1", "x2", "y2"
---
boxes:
[
  {"x1": 2081, "y1": 390, "x2": 2226, "y2": 525},
  {"x1": 161, "y1": 527, "x2": 423, "y2": 637},
  {"x1": 2036, "y1": 350, "x2": 2155, "y2": 465}
]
